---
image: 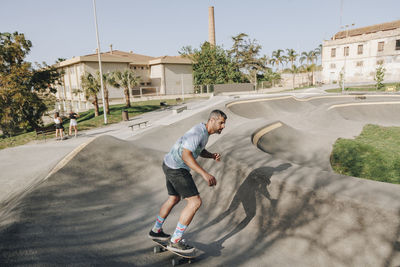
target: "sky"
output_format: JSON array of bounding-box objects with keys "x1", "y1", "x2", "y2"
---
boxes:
[{"x1": 1, "y1": 0, "x2": 400, "y2": 65}]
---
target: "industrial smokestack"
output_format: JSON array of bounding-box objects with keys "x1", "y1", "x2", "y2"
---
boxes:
[{"x1": 208, "y1": 6, "x2": 216, "y2": 46}]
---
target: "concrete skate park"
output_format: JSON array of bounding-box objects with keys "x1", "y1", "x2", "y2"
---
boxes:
[{"x1": 1, "y1": 90, "x2": 400, "y2": 266}]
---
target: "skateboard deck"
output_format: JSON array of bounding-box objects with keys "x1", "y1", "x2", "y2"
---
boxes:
[{"x1": 151, "y1": 239, "x2": 197, "y2": 266}]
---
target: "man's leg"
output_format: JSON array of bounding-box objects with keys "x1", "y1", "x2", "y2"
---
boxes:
[
  {"x1": 170, "y1": 195, "x2": 202, "y2": 243},
  {"x1": 149, "y1": 195, "x2": 180, "y2": 240},
  {"x1": 152, "y1": 195, "x2": 180, "y2": 232}
]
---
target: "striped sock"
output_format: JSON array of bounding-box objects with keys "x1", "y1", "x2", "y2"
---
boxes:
[
  {"x1": 170, "y1": 222, "x2": 187, "y2": 243},
  {"x1": 152, "y1": 216, "x2": 165, "y2": 233}
]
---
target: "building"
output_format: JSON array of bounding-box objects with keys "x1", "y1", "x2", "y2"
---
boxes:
[
  {"x1": 53, "y1": 48, "x2": 193, "y2": 112},
  {"x1": 322, "y1": 20, "x2": 400, "y2": 84}
]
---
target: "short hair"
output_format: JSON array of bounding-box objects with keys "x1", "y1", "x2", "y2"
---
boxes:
[{"x1": 208, "y1": 109, "x2": 227, "y2": 121}]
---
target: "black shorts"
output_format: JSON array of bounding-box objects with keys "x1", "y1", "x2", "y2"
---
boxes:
[{"x1": 162, "y1": 162, "x2": 199, "y2": 199}]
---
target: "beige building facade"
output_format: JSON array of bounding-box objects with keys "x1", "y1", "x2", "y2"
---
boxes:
[
  {"x1": 54, "y1": 50, "x2": 193, "y2": 112},
  {"x1": 322, "y1": 20, "x2": 400, "y2": 84}
]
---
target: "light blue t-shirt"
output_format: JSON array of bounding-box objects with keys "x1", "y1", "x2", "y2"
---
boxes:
[{"x1": 164, "y1": 123, "x2": 209, "y2": 170}]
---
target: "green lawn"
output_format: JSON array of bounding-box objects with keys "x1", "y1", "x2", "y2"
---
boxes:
[
  {"x1": 331, "y1": 124, "x2": 400, "y2": 184},
  {"x1": 0, "y1": 98, "x2": 185, "y2": 150},
  {"x1": 326, "y1": 83, "x2": 400, "y2": 93}
]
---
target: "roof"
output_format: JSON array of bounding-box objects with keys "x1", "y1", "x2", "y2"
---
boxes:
[
  {"x1": 333, "y1": 20, "x2": 400, "y2": 39},
  {"x1": 148, "y1": 55, "x2": 192, "y2": 65},
  {"x1": 55, "y1": 50, "x2": 157, "y2": 67}
]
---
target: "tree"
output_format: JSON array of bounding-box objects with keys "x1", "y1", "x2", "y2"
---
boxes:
[
  {"x1": 270, "y1": 49, "x2": 286, "y2": 72},
  {"x1": 180, "y1": 42, "x2": 242, "y2": 85},
  {"x1": 374, "y1": 66, "x2": 385, "y2": 91},
  {"x1": 0, "y1": 32, "x2": 60, "y2": 136},
  {"x1": 100, "y1": 71, "x2": 113, "y2": 114},
  {"x1": 111, "y1": 69, "x2": 140, "y2": 107},
  {"x1": 300, "y1": 50, "x2": 318, "y2": 86},
  {"x1": 228, "y1": 33, "x2": 269, "y2": 86},
  {"x1": 286, "y1": 48, "x2": 298, "y2": 89},
  {"x1": 80, "y1": 72, "x2": 100, "y2": 116}
]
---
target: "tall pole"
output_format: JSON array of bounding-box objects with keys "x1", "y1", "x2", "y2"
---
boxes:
[
  {"x1": 92, "y1": 0, "x2": 107, "y2": 124},
  {"x1": 181, "y1": 74, "x2": 185, "y2": 101},
  {"x1": 341, "y1": 23, "x2": 355, "y2": 94}
]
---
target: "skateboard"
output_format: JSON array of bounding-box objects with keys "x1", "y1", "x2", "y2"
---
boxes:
[{"x1": 151, "y1": 239, "x2": 197, "y2": 266}]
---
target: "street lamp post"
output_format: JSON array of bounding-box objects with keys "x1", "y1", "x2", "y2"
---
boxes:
[
  {"x1": 341, "y1": 23, "x2": 355, "y2": 94},
  {"x1": 92, "y1": 0, "x2": 107, "y2": 124}
]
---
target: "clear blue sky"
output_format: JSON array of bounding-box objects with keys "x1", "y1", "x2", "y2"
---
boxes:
[{"x1": 1, "y1": 0, "x2": 399, "y2": 65}]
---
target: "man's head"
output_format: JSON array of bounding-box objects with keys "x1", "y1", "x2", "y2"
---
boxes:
[{"x1": 207, "y1": 110, "x2": 227, "y2": 135}]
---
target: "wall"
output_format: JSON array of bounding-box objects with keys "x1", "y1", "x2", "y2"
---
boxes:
[
  {"x1": 214, "y1": 83, "x2": 254, "y2": 94},
  {"x1": 164, "y1": 64, "x2": 193, "y2": 95}
]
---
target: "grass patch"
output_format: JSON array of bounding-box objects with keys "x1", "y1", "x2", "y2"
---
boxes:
[
  {"x1": 326, "y1": 82, "x2": 400, "y2": 93},
  {"x1": 330, "y1": 124, "x2": 400, "y2": 184},
  {"x1": 0, "y1": 98, "x2": 186, "y2": 150}
]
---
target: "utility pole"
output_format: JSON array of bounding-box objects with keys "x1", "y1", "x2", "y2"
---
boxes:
[
  {"x1": 92, "y1": 0, "x2": 107, "y2": 124},
  {"x1": 341, "y1": 23, "x2": 355, "y2": 94}
]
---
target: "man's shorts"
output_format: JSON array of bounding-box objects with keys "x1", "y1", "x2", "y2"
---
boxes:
[{"x1": 162, "y1": 162, "x2": 199, "y2": 199}]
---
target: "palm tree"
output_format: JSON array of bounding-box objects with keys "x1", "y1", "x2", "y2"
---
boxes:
[
  {"x1": 97, "y1": 71, "x2": 113, "y2": 115},
  {"x1": 300, "y1": 51, "x2": 316, "y2": 85},
  {"x1": 286, "y1": 49, "x2": 298, "y2": 89},
  {"x1": 270, "y1": 49, "x2": 285, "y2": 72},
  {"x1": 112, "y1": 69, "x2": 140, "y2": 107},
  {"x1": 80, "y1": 72, "x2": 100, "y2": 116},
  {"x1": 315, "y1": 44, "x2": 322, "y2": 66}
]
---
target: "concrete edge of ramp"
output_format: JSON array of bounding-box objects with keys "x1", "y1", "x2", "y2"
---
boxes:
[
  {"x1": 249, "y1": 120, "x2": 400, "y2": 213},
  {"x1": 225, "y1": 93, "x2": 400, "y2": 108},
  {"x1": 0, "y1": 137, "x2": 96, "y2": 228}
]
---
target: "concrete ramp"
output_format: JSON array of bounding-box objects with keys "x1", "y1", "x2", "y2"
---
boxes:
[
  {"x1": 252, "y1": 121, "x2": 333, "y2": 170},
  {"x1": 1, "y1": 95, "x2": 400, "y2": 266}
]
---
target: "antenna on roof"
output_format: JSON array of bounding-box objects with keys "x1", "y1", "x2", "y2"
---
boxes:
[{"x1": 110, "y1": 44, "x2": 113, "y2": 54}]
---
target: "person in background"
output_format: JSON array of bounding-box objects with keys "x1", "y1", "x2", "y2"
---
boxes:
[
  {"x1": 68, "y1": 111, "x2": 80, "y2": 137},
  {"x1": 54, "y1": 112, "x2": 64, "y2": 140}
]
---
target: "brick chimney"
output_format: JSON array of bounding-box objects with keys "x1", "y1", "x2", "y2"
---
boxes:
[{"x1": 208, "y1": 6, "x2": 216, "y2": 46}]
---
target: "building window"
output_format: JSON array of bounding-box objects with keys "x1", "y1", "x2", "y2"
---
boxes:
[
  {"x1": 396, "y1": 40, "x2": 400, "y2": 50},
  {"x1": 378, "y1": 41, "x2": 384, "y2": 52},
  {"x1": 357, "y1": 45, "x2": 363, "y2": 55},
  {"x1": 377, "y1": 59, "x2": 384, "y2": 65},
  {"x1": 133, "y1": 66, "x2": 137, "y2": 69},
  {"x1": 356, "y1": 61, "x2": 363, "y2": 67},
  {"x1": 141, "y1": 66, "x2": 144, "y2": 70},
  {"x1": 330, "y1": 63, "x2": 336, "y2": 69},
  {"x1": 331, "y1": 48, "x2": 336, "y2": 57},
  {"x1": 344, "y1": 46, "x2": 349, "y2": 56}
]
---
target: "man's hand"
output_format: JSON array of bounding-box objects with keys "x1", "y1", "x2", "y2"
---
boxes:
[
  {"x1": 213, "y1": 153, "x2": 221, "y2": 162},
  {"x1": 203, "y1": 172, "x2": 217, "y2": 186}
]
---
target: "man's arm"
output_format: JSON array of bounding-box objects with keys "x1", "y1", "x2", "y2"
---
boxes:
[
  {"x1": 182, "y1": 148, "x2": 217, "y2": 186},
  {"x1": 200, "y1": 149, "x2": 221, "y2": 162}
]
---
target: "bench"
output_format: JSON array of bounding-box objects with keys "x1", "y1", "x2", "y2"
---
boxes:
[
  {"x1": 35, "y1": 125, "x2": 55, "y2": 140},
  {"x1": 128, "y1": 121, "x2": 149, "y2": 131},
  {"x1": 355, "y1": 95, "x2": 366, "y2": 100},
  {"x1": 172, "y1": 105, "x2": 187, "y2": 115}
]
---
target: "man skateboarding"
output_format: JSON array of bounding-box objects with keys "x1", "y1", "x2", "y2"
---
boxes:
[{"x1": 148, "y1": 109, "x2": 227, "y2": 253}]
